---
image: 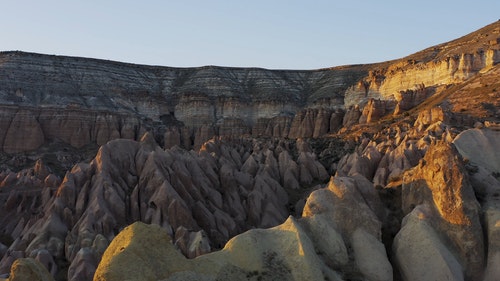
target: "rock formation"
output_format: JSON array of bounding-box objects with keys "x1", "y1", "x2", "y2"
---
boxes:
[
  {"x1": 0, "y1": 20, "x2": 500, "y2": 281},
  {"x1": 4, "y1": 258, "x2": 54, "y2": 281},
  {"x1": 0, "y1": 134, "x2": 329, "y2": 280}
]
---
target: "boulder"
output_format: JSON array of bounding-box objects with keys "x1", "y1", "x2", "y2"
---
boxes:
[
  {"x1": 453, "y1": 128, "x2": 500, "y2": 173},
  {"x1": 393, "y1": 205, "x2": 464, "y2": 281},
  {"x1": 303, "y1": 176, "x2": 382, "y2": 238},
  {"x1": 7, "y1": 258, "x2": 54, "y2": 281},
  {"x1": 469, "y1": 166, "x2": 500, "y2": 281},
  {"x1": 94, "y1": 222, "x2": 188, "y2": 281},
  {"x1": 351, "y1": 228, "x2": 392, "y2": 281},
  {"x1": 95, "y1": 219, "x2": 327, "y2": 281},
  {"x1": 304, "y1": 214, "x2": 348, "y2": 268}
]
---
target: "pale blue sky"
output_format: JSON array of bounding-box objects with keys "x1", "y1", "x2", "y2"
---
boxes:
[{"x1": 1, "y1": 1, "x2": 499, "y2": 69}]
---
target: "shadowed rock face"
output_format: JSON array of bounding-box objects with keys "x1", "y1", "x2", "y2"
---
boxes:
[
  {"x1": 0, "y1": 51, "x2": 365, "y2": 128},
  {"x1": 0, "y1": 20, "x2": 500, "y2": 281},
  {"x1": 0, "y1": 134, "x2": 329, "y2": 280},
  {"x1": 0, "y1": 52, "x2": 368, "y2": 151}
]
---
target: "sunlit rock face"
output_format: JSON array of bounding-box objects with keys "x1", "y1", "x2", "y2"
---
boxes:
[
  {"x1": 401, "y1": 142, "x2": 484, "y2": 279},
  {"x1": 345, "y1": 23, "x2": 500, "y2": 109},
  {"x1": 347, "y1": 48, "x2": 500, "y2": 105},
  {"x1": 377, "y1": 50, "x2": 498, "y2": 97}
]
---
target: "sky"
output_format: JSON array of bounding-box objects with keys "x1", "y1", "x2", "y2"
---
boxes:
[{"x1": 1, "y1": 1, "x2": 499, "y2": 69}]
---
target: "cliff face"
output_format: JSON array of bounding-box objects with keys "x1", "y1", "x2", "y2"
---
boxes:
[
  {"x1": 0, "y1": 53, "x2": 363, "y2": 122},
  {"x1": 0, "y1": 52, "x2": 369, "y2": 151},
  {"x1": 345, "y1": 22, "x2": 500, "y2": 108},
  {"x1": 0, "y1": 21, "x2": 499, "y2": 153}
]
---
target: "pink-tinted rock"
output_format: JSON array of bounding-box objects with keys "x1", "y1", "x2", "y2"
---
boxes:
[
  {"x1": 3, "y1": 110, "x2": 44, "y2": 153},
  {"x1": 343, "y1": 105, "x2": 362, "y2": 128}
]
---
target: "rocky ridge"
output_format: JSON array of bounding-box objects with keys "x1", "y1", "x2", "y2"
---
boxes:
[
  {"x1": 0, "y1": 20, "x2": 500, "y2": 281},
  {"x1": 0, "y1": 23, "x2": 498, "y2": 153}
]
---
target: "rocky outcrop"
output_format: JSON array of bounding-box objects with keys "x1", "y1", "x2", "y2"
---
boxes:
[
  {"x1": 393, "y1": 205, "x2": 465, "y2": 281},
  {"x1": 453, "y1": 128, "x2": 500, "y2": 173},
  {"x1": 0, "y1": 134, "x2": 329, "y2": 280},
  {"x1": 453, "y1": 128, "x2": 500, "y2": 281},
  {"x1": 359, "y1": 99, "x2": 396, "y2": 124},
  {"x1": 345, "y1": 21, "x2": 500, "y2": 109},
  {"x1": 0, "y1": 107, "x2": 145, "y2": 153},
  {"x1": 288, "y1": 108, "x2": 345, "y2": 138},
  {"x1": 332, "y1": 113, "x2": 495, "y2": 280},
  {"x1": 393, "y1": 85, "x2": 434, "y2": 115},
  {"x1": 302, "y1": 176, "x2": 392, "y2": 280},
  {"x1": 5, "y1": 258, "x2": 54, "y2": 281},
  {"x1": 0, "y1": 51, "x2": 368, "y2": 154},
  {"x1": 342, "y1": 105, "x2": 362, "y2": 128},
  {"x1": 0, "y1": 22, "x2": 499, "y2": 154},
  {"x1": 94, "y1": 219, "x2": 325, "y2": 281},
  {"x1": 94, "y1": 176, "x2": 385, "y2": 281},
  {"x1": 399, "y1": 141, "x2": 484, "y2": 280},
  {"x1": 95, "y1": 172, "x2": 394, "y2": 281},
  {"x1": 3, "y1": 110, "x2": 44, "y2": 153}
]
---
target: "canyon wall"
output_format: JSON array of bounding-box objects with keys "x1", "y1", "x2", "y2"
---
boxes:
[{"x1": 0, "y1": 22, "x2": 499, "y2": 153}]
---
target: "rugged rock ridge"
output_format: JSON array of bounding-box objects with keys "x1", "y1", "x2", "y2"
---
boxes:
[
  {"x1": 0, "y1": 51, "x2": 365, "y2": 126},
  {"x1": 0, "y1": 52, "x2": 367, "y2": 151},
  {"x1": 345, "y1": 21, "x2": 500, "y2": 108},
  {"x1": 0, "y1": 21, "x2": 498, "y2": 154},
  {"x1": 3, "y1": 104, "x2": 499, "y2": 280},
  {"x1": 92, "y1": 124, "x2": 500, "y2": 281},
  {"x1": 0, "y1": 133, "x2": 329, "y2": 280},
  {"x1": 0, "y1": 107, "x2": 144, "y2": 153}
]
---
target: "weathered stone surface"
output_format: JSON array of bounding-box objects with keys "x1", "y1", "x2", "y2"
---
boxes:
[
  {"x1": 393, "y1": 85, "x2": 433, "y2": 115},
  {"x1": 393, "y1": 205, "x2": 464, "y2": 281},
  {"x1": 288, "y1": 108, "x2": 339, "y2": 138},
  {"x1": 95, "y1": 219, "x2": 325, "y2": 281},
  {"x1": 453, "y1": 128, "x2": 500, "y2": 173},
  {"x1": 3, "y1": 110, "x2": 44, "y2": 153},
  {"x1": 7, "y1": 258, "x2": 54, "y2": 281},
  {"x1": 359, "y1": 99, "x2": 395, "y2": 124},
  {"x1": 0, "y1": 51, "x2": 370, "y2": 154},
  {"x1": 300, "y1": 176, "x2": 392, "y2": 279},
  {"x1": 94, "y1": 222, "x2": 188, "y2": 281},
  {"x1": 351, "y1": 228, "x2": 392, "y2": 281},
  {"x1": 303, "y1": 176, "x2": 382, "y2": 238},
  {"x1": 67, "y1": 248, "x2": 97, "y2": 281},
  {"x1": 342, "y1": 105, "x2": 362, "y2": 128},
  {"x1": 0, "y1": 136, "x2": 330, "y2": 280},
  {"x1": 401, "y1": 141, "x2": 484, "y2": 279},
  {"x1": 413, "y1": 106, "x2": 450, "y2": 132},
  {"x1": 304, "y1": 214, "x2": 348, "y2": 268},
  {"x1": 468, "y1": 166, "x2": 500, "y2": 281}
]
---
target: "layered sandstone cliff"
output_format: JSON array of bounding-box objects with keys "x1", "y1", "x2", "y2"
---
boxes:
[{"x1": 0, "y1": 21, "x2": 499, "y2": 153}]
